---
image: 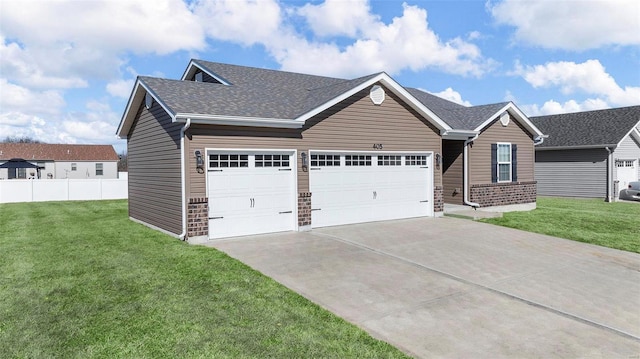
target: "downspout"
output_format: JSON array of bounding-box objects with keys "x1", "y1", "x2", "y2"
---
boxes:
[
  {"x1": 605, "y1": 146, "x2": 612, "y2": 203},
  {"x1": 463, "y1": 134, "x2": 480, "y2": 208},
  {"x1": 178, "y1": 118, "x2": 192, "y2": 240}
]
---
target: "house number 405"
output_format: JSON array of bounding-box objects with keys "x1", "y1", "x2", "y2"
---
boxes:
[{"x1": 372, "y1": 143, "x2": 384, "y2": 150}]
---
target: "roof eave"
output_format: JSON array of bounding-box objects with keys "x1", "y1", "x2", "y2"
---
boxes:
[
  {"x1": 473, "y1": 102, "x2": 545, "y2": 137},
  {"x1": 294, "y1": 73, "x2": 452, "y2": 131},
  {"x1": 116, "y1": 79, "x2": 177, "y2": 138},
  {"x1": 535, "y1": 144, "x2": 618, "y2": 151},
  {"x1": 441, "y1": 129, "x2": 480, "y2": 140},
  {"x1": 180, "y1": 60, "x2": 231, "y2": 85},
  {"x1": 175, "y1": 114, "x2": 303, "y2": 129}
]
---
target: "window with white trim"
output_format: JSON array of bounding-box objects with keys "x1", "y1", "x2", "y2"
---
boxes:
[
  {"x1": 497, "y1": 143, "x2": 511, "y2": 182},
  {"x1": 209, "y1": 154, "x2": 249, "y2": 168},
  {"x1": 405, "y1": 155, "x2": 427, "y2": 166},
  {"x1": 71, "y1": 163, "x2": 77, "y2": 171},
  {"x1": 345, "y1": 155, "x2": 371, "y2": 166},
  {"x1": 378, "y1": 155, "x2": 401, "y2": 166},
  {"x1": 255, "y1": 154, "x2": 290, "y2": 168},
  {"x1": 310, "y1": 154, "x2": 340, "y2": 167},
  {"x1": 95, "y1": 163, "x2": 104, "y2": 176}
]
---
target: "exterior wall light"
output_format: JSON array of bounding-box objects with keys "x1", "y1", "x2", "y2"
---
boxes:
[
  {"x1": 435, "y1": 153, "x2": 442, "y2": 169},
  {"x1": 301, "y1": 152, "x2": 308, "y2": 172},
  {"x1": 195, "y1": 150, "x2": 204, "y2": 174}
]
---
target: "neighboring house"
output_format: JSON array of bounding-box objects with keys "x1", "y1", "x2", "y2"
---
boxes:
[
  {"x1": 0, "y1": 143, "x2": 119, "y2": 180},
  {"x1": 530, "y1": 106, "x2": 640, "y2": 201},
  {"x1": 116, "y1": 60, "x2": 544, "y2": 242}
]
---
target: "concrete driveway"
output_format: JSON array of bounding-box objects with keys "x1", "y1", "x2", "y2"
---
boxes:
[{"x1": 207, "y1": 217, "x2": 640, "y2": 358}]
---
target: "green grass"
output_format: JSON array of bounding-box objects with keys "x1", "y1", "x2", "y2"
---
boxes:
[
  {"x1": 481, "y1": 197, "x2": 640, "y2": 253},
  {"x1": 0, "y1": 200, "x2": 408, "y2": 358}
]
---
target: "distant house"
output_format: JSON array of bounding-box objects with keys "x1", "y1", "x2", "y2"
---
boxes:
[
  {"x1": 530, "y1": 106, "x2": 640, "y2": 201},
  {"x1": 0, "y1": 143, "x2": 119, "y2": 180}
]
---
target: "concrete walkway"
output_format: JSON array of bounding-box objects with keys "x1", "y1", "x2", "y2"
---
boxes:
[{"x1": 207, "y1": 217, "x2": 640, "y2": 358}]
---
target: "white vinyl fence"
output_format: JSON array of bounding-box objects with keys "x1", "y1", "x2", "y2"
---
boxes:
[{"x1": 0, "y1": 178, "x2": 128, "y2": 203}]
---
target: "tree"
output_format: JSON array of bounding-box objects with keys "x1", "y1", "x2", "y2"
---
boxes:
[
  {"x1": 2, "y1": 136, "x2": 42, "y2": 143},
  {"x1": 117, "y1": 151, "x2": 128, "y2": 172}
]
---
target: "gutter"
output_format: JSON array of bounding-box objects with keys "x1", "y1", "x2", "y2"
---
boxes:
[
  {"x1": 178, "y1": 118, "x2": 192, "y2": 240},
  {"x1": 533, "y1": 135, "x2": 548, "y2": 146},
  {"x1": 605, "y1": 146, "x2": 613, "y2": 203},
  {"x1": 463, "y1": 134, "x2": 480, "y2": 208}
]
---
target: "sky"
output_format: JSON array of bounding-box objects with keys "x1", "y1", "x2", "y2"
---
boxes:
[{"x1": 1, "y1": 0, "x2": 639, "y2": 154}]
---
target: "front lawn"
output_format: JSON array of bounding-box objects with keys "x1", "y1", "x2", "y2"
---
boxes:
[
  {"x1": 481, "y1": 197, "x2": 640, "y2": 253},
  {"x1": 0, "y1": 200, "x2": 408, "y2": 358}
]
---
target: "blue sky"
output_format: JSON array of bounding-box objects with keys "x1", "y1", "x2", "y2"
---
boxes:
[{"x1": 1, "y1": 0, "x2": 639, "y2": 154}]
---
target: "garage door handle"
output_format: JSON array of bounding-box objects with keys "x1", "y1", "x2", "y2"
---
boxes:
[
  {"x1": 420, "y1": 200, "x2": 429, "y2": 203},
  {"x1": 311, "y1": 208, "x2": 321, "y2": 211},
  {"x1": 310, "y1": 168, "x2": 321, "y2": 170},
  {"x1": 420, "y1": 166, "x2": 428, "y2": 169},
  {"x1": 209, "y1": 216, "x2": 224, "y2": 219},
  {"x1": 279, "y1": 211, "x2": 292, "y2": 214},
  {"x1": 210, "y1": 169, "x2": 223, "y2": 172}
]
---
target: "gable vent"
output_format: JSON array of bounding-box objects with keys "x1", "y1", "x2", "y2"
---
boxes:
[
  {"x1": 499, "y1": 111, "x2": 510, "y2": 127},
  {"x1": 370, "y1": 85, "x2": 385, "y2": 105},
  {"x1": 145, "y1": 93, "x2": 153, "y2": 110},
  {"x1": 195, "y1": 72, "x2": 203, "y2": 82}
]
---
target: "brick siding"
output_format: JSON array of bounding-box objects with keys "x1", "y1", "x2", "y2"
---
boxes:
[
  {"x1": 187, "y1": 197, "x2": 208, "y2": 238},
  {"x1": 470, "y1": 181, "x2": 536, "y2": 207},
  {"x1": 434, "y1": 186, "x2": 444, "y2": 213},
  {"x1": 298, "y1": 192, "x2": 312, "y2": 227}
]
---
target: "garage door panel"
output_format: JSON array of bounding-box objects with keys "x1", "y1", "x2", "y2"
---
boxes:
[
  {"x1": 310, "y1": 152, "x2": 432, "y2": 228},
  {"x1": 207, "y1": 152, "x2": 295, "y2": 239}
]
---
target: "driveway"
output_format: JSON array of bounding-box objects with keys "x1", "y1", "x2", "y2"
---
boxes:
[{"x1": 207, "y1": 217, "x2": 640, "y2": 358}]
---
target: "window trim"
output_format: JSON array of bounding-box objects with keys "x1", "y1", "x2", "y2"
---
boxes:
[
  {"x1": 95, "y1": 163, "x2": 104, "y2": 176},
  {"x1": 496, "y1": 142, "x2": 512, "y2": 183}
]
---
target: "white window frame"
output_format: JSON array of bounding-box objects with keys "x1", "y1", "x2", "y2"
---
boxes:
[
  {"x1": 71, "y1": 163, "x2": 77, "y2": 171},
  {"x1": 496, "y1": 142, "x2": 512, "y2": 183},
  {"x1": 95, "y1": 163, "x2": 104, "y2": 176}
]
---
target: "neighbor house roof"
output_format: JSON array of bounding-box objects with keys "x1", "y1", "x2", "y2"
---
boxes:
[
  {"x1": 117, "y1": 59, "x2": 543, "y2": 139},
  {"x1": 530, "y1": 106, "x2": 640, "y2": 149},
  {"x1": 0, "y1": 143, "x2": 119, "y2": 161}
]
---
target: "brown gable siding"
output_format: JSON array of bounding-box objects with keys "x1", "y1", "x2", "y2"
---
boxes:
[
  {"x1": 127, "y1": 101, "x2": 183, "y2": 235},
  {"x1": 470, "y1": 115, "x2": 535, "y2": 185},
  {"x1": 442, "y1": 140, "x2": 464, "y2": 204},
  {"x1": 186, "y1": 85, "x2": 442, "y2": 198}
]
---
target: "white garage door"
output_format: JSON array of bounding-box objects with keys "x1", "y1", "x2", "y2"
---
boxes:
[
  {"x1": 207, "y1": 151, "x2": 295, "y2": 239},
  {"x1": 616, "y1": 159, "x2": 638, "y2": 195},
  {"x1": 309, "y1": 152, "x2": 433, "y2": 228}
]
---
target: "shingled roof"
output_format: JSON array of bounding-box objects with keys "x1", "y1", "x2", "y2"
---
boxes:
[
  {"x1": 0, "y1": 143, "x2": 119, "y2": 161},
  {"x1": 119, "y1": 59, "x2": 543, "y2": 138},
  {"x1": 530, "y1": 106, "x2": 640, "y2": 148}
]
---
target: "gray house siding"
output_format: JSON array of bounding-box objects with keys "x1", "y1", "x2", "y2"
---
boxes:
[
  {"x1": 127, "y1": 101, "x2": 183, "y2": 235},
  {"x1": 535, "y1": 149, "x2": 608, "y2": 198},
  {"x1": 614, "y1": 134, "x2": 640, "y2": 181}
]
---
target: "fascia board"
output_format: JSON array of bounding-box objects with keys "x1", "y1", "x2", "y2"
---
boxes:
[
  {"x1": 441, "y1": 130, "x2": 479, "y2": 140},
  {"x1": 180, "y1": 60, "x2": 231, "y2": 85},
  {"x1": 474, "y1": 103, "x2": 544, "y2": 137},
  {"x1": 615, "y1": 119, "x2": 640, "y2": 147},
  {"x1": 116, "y1": 79, "x2": 177, "y2": 138},
  {"x1": 294, "y1": 73, "x2": 452, "y2": 131},
  {"x1": 535, "y1": 144, "x2": 617, "y2": 151},
  {"x1": 175, "y1": 114, "x2": 303, "y2": 129}
]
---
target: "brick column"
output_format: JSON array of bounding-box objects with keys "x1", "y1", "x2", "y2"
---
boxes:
[
  {"x1": 298, "y1": 192, "x2": 312, "y2": 229},
  {"x1": 187, "y1": 197, "x2": 208, "y2": 238},
  {"x1": 433, "y1": 186, "x2": 444, "y2": 213}
]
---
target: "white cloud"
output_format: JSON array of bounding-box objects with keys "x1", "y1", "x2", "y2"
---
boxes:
[
  {"x1": 296, "y1": 0, "x2": 378, "y2": 37},
  {"x1": 429, "y1": 87, "x2": 472, "y2": 106},
  {"x1": 489, "y1": 0, "x2": 640, "y2": 50},
  {"x1": 192, "y1": 0, "x2": 493, "y2": 78},
  {"x1": 0, "y1": 79, "x2": 65, "y2": 115},
  {"x1": 106, "y1": 79, "x2": 135, "y2": 99},
  {"x1": 513, "y1": 59, "x2": 640, "y2": 108},
  {"x1": 193, "y1": 0, "x2": 282, "y2": 46},
  {"x1": 522, "y1": 98, "x2": 609, "y2": 116}
]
